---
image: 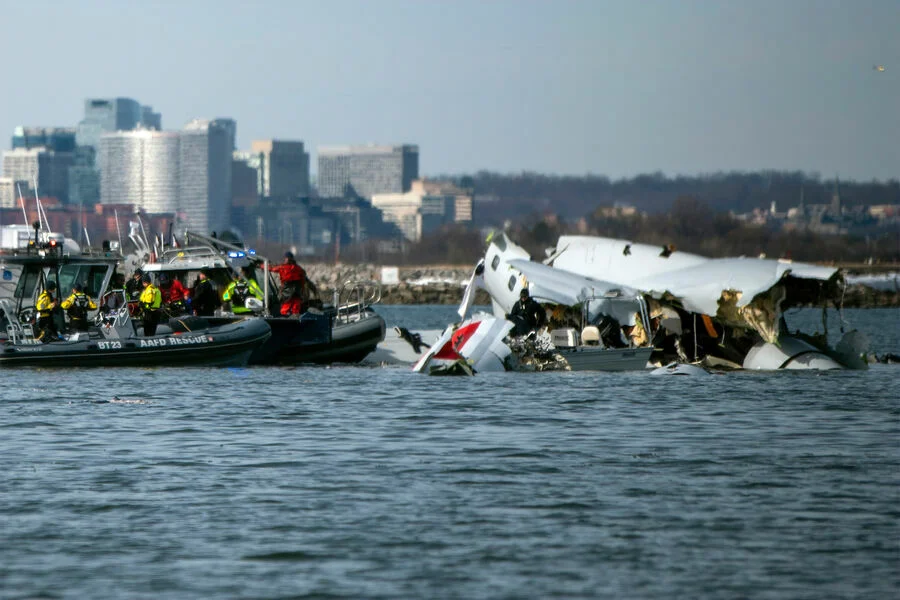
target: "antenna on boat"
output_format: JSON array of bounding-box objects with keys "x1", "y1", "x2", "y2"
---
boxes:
[
  {"x1": 32, "y1": 175, "x2": 50, "y2": 233},
  {"x1": 16, "y1": 183, "x2": 28, "y2": 225},
  {"x1": 114, "y1": 209, "x2": 123, "y2": 251}
]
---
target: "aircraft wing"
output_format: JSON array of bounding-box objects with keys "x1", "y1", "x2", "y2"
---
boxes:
[{"x1": 507, "y1": 258, "x2": 642, "y2": 306}]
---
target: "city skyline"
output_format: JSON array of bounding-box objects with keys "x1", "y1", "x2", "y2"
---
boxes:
[{"x1": 0, "y1": 0, "x2": 897, "y2": 182}]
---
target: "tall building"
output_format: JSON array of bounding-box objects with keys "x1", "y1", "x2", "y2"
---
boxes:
[
  {"x1": 1, "y1": 147, "x2": 74, "y2": 203},
  {"x1": 98, "y1": 130, "x2": 180, "y2": 214},
  {"x1": 249, "y1": 139, "x2": 310, "y2": 198},
  {"x1": 73, "y1": 97, "x2": 161, "y2": 207},
  {"x1": 76, "y1": 97, "x2": 160, "y2": 148},
  {"x1": 179, "y1": 119, "x2": 234, "y2": 235},
  {"x1": 96, "y1": 119, "x2": 235, "y2": 234},
  {"x1": 68, "y1": 147, "x2": 100, "y2": 207},
  {"x1": 0, "y1": 177, "x2": 17, "y2": 208},
  {"x1": 317, "y1": 144, "x2": 418, "y2": 199},
  {"x1": 12, "y1": 127, "x2": 76, "y2": 152}
]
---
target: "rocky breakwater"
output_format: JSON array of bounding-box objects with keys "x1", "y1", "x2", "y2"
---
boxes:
[{"x1": 304, "y1": 264, "x2": 491, "y2": 305}]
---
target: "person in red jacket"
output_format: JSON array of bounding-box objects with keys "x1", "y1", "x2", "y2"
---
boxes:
[
  {"x1": 267, "y1": 252, "x2": 316, "y2": 316},
  {"x1": 158, "y1": 273, "x2": 188, "y2": 316}
]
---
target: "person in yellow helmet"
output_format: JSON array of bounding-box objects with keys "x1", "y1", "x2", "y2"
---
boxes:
[
  {"x1": 138, "y1": 274, "x2": 163, "y2": 336},
  {"x1": 61, "y1": 282, "x2": 98, "y2": 332},
  {"x1": 34, "y1": 280, "x2": 60, "y2": 342}
]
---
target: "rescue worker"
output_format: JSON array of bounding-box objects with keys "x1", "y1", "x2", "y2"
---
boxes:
[
  {"x1": 158, "y1": 273, "x2": 188, "y2": 316},
  {"x1": 138, "y1": 273, "x2": 162, "y2": 336},
  {"x1": 125, "y1": 269, "x2": 144, "y2": 301},
  {"x1": 191, "y1": 269, "x2": 219, "y2": 316},
  {"x1": 506, "y1": 287, "x2": 547, "y2": 336},
  {"x1": 61, "y1": 283, "x2": 97, "y2": 332},
  {"x1": 35, "y1": 280, "x2": 60, "y2": 342},
  {"x1": 222, "y1": 267, "x2": 264, "y2": 314},
  {"x1": 267, "y1": 251, "x2": 316, "y2": 316}
]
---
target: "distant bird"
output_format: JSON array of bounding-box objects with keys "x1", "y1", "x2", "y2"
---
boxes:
[{"x1": 873, "y1": 64, "x2": 886, "y2": 72}]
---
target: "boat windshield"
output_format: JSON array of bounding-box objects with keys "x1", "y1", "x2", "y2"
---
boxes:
[
  {"x1": 14, "y1": 264, "x2": 112, "y2": 300},
  {"x1": 14, "y1": 267, "x2": 41, "y2": 300},
  {"x1": 58, "y1": 265, "x2": 110, "y2": 297}
]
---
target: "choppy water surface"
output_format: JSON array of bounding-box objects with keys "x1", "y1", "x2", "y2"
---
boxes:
[{"x1": 1, "y1": 307, "x2": 897, "y2": 599}]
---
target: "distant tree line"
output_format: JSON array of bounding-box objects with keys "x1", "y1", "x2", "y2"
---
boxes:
[
  {"x1": 445, "y1": 170, "x2": 900, "y2": 225},
  {"x1": 305, "y1": 171, "x2": 898, "y2": 265}
]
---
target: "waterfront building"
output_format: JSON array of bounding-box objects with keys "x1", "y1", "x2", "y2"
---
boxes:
[
  {"x1": 98, "y1": 130, "x2": 180, "y2": 214},
  {"x1": 1, "y1": 147, "x2": 74, "y2": 203},
  {"x1": 317, "y1": 144, "x2": 418, "y2": 199},
  {"x1": 249, "y1": 140, "x2": 310, "y2": 198}
]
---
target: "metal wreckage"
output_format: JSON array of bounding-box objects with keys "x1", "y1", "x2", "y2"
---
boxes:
[{"x1": 412, "y1": 231, "x2": 870, "y2": 375}]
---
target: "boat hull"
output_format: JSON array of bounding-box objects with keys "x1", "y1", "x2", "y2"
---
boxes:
[
  {"x1": 259, "y1": 310, "x2": 386, "y2": 365},
  {"x1": 191, "y1": 309, "x2": 386, "y2": 365},
  {"x1": 0, "y1": 318, "x2": 271, "y2": 368}
]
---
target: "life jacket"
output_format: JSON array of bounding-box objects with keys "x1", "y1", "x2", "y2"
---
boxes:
[
  {"x1": 232, "y1": 280, "x2": 250, "y2": 305},
  {"x1": 68, "y1": 293, "x2": 90, "y2": 320},
  {"x1": 36, "y1": 291, "x2": 55, "y2": 317}
]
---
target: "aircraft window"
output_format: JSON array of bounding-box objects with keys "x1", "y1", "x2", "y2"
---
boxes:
[
  {"x1": 491, "y1": 255, "x2": 500, "y2": 271},
  {"x1": 507, "y1": 275, "x2": 516, "y2": 291}
]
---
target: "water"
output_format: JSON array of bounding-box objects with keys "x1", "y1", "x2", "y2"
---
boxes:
[{"x1": 1, "y1": 307, "x2": 898, "y2": 599}]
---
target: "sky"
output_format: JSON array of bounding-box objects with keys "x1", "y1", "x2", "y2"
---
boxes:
[{"x1": 1, "y1": 0, "x2": 897, "y2": 181}]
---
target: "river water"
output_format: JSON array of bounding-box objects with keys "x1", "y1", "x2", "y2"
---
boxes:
[{"x1": 1, "y1": 307, "x2": 897, "y2": 599}]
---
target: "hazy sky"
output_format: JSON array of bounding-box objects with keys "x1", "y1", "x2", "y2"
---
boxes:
[{"x1": 1, "y1": 0, "x2": 897, "y2": 181}]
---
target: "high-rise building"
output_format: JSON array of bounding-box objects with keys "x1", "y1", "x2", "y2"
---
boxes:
[
  {"x1": 68, "y1": 147, "x2": 100, "y2": 207},
  {"x1": 95, "y1": 119, "x2": 234, "y2": 234},
  {"x1": 180, "y1": 119, "x2": 234, "y2": 234},
  {"x1": 76, "y1": 97, "x2": 161, "y2": 148},
  {"x1": 97, "y1": 130, "x2": 180, "y2": 214},
  {"x1": 12, "y1": 127, "x2": 76, "y2": 152},
  {"x1": 1, "y1": 147, "x2": 74, "y2": 203},
  {"x1": 0, "y1": 177, "x2": 17, "y2": 208},
  {"x1": 317, "y1": 144, "x2": 418, "y2": 199},
  {"x1": 249, "y1": 140, "x2": 310, "y2": 198}
]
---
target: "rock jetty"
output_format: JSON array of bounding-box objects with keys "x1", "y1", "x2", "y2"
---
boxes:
[{"x1": 305, "y1": 264, "x2": 490, "y2": 305}]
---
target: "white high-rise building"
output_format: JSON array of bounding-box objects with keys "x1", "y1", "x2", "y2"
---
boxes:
[
  {"x1": 96, "y1": 119, "x2": 235, "y2": 234},
  {"x1": 1, "y1": 147, "x2": 74, "y2": 203},
  {"x1": 0, "y1": 177, "x2": 17, "y2": 208},
  {"x1": 98, "y1": 130, "x2": 180, "y2": 214}
]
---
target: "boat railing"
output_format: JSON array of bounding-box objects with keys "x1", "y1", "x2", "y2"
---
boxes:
[
  {"x1": 96, "y1": 291, "x2": 137, "y2": 339},
  {"x1": 0, "y1": 298, "x2": 39, "y2": 344},
  {"x1": 333, "y1": 280, "x2": 382, "y2": 323},
  {"x1": 157, "y1": 245, "x2": 229, "y2": 265}
]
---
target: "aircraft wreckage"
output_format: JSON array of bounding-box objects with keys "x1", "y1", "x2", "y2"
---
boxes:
[{"x1": 410, "y1": 232, "x2": 869, "y2": 375}]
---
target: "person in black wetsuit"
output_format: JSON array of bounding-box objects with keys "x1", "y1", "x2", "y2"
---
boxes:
[{"x1": 506, "y1": 288, "x2": 546, "y2": 336}]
